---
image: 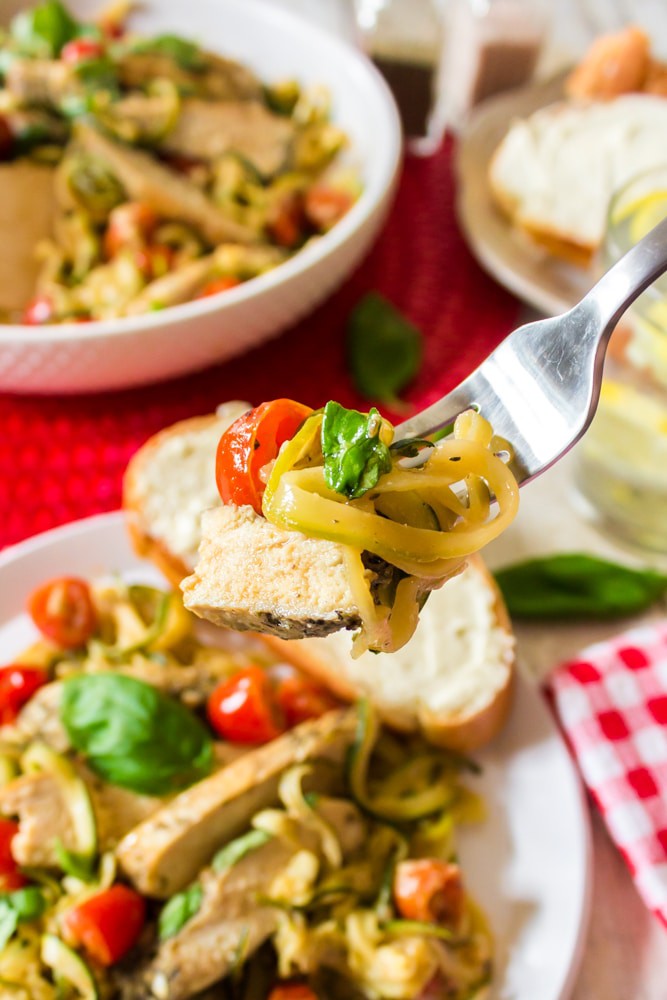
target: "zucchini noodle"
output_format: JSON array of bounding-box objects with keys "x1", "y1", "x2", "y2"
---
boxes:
[{"x1": 262, "y1": 407, "x2": 519, "y2": 654}]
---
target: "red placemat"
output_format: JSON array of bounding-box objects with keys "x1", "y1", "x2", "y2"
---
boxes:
[{"x1": 0, "y1": 137, "x2": 521, "y2": 551}]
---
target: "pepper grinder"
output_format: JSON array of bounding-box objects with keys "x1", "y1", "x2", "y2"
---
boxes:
[{"x1": 353, "y1": 0, "x2": 445, "y2": 155}]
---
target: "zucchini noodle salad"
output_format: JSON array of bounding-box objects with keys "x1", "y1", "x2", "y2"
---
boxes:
[
  {"x1": 0, "y1": 577, "x2": 492, "y2": 999},
  {"x1": 206, "y1": 398, "x2": 520, "y2": 656}
]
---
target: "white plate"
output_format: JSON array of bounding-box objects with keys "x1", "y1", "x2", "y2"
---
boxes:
[
  {"x1": 455, "y1": 75, "x2": 594, "y2": 316},
  {"x1": 0, "y1": 512, "x2": 592, "y2": 1000},
  {"x1": 0, "y1": 0, "x2": 401, "y2": 393}
]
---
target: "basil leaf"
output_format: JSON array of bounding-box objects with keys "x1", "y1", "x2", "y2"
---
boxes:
[
  {"x1": 0, "y1": 888, "x2": 46, "y2": 950},
  {"x1": 11, "y1": 0, "x2": 81, "y2": 58},
  {"x1": 158, "y1": 883, "x2": 203, "y2": 941},
  {"x1": 346, "y1": 293, "x2": 423, "y2": 404},
  {"x1": 131, "y1": 34, "x2": 205, "y2": 71},
  {"x1": 321, "y1": 401, "x2": 392, "y2": 499},
  {"x1": 212, "y1": 829, "x2": 271, "y2": 874},
  {"x1": 60, "y1": 673, "x2": 213, "y2": 795},
  {"x1": 494, "y1": 553, "x2": 667, "y2": 620}
]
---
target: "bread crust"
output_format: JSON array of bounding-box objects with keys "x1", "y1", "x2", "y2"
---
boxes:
[{"x1": 123, "y1": 413, "x2": 223, "y2": 587}]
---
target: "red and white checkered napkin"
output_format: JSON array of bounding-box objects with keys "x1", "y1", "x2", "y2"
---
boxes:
[{"x1": 547, "y1": 621, "x2": 667, "y2": 927}]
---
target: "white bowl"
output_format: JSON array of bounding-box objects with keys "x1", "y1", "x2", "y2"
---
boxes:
[{"x1": 0, "y1": 0, "x2": 402, "y2": 394}]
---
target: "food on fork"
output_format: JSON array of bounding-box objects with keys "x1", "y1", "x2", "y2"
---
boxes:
[
  {"x1": 0, "y1": 573, "x2": 494, "y2": 999},
  {"x1": 179, "y1": 398, "x2": 518, "y2": 655},
  {"x1": 124, "y1": 403, "x2": 516, "y2": 750},
  {"x1": 0, "y1": 0, "x2": 358, "y2": 323}
]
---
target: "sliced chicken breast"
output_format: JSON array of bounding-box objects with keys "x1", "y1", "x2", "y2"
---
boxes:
[{"x1": 0, "y1": 161, "x2": 56, "y2": 313}]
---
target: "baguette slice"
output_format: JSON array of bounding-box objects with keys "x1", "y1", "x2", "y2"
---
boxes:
[
  {"x1": 489, "y1": 94, "x2": 667, "y2": 266},
  {"x1": 122, "y1": 407, "x2": 515, "y2": 751}
]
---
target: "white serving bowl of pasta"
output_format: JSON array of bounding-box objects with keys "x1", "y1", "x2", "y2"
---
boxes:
[{"x1": 0, "y1": 0, "x2": 401, "y2": 394}]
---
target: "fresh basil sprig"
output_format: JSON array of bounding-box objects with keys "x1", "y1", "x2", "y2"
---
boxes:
[
  {"x1": 346, "y1": 292, "x2": 423, "y2": 405},
  {"x1": 158, "y1": 883, "x2": 203, "y2": 941},
  {"x1": 60, "y1": 673, "x2": 213, "y2": 795},
  {"x1": 129, "y1": 34, "x2": 205, "y2": 71},
  {"x1": 0, "y1": 888, "x2": 47, "y2": 950},
  {"x1": 10, "y1": 0, "x2": 84, "y2": 58},
  {"x1": 494, "y1": 553, "x2": 667, "y2": 620},
  {"x1": 321, "y1": 401, "x2": 392, "y2": 499}
]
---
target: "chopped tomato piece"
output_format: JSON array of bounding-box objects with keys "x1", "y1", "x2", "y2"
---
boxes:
[
  {"x1": 274, "y1": 671, "x2": 340, "y2": 727},
  {"x1": 28, "y1": 577, "x2": 97, "y2": 650},
  {"x1": 0, "y1": 819, "x2": 27, "y2": 892},
  {"x1": 304, "y1": 186, "x2": 354, "y2": 231},
  {"x1": 197, "y1": 276, "x2": 242, "y2": 298},
  {"x1": 207, "y1": 666, "x2": 286, "y2": 744},
  {"x1": 60, "y1": 38, "x2": 106, "y2": 65},
  {"x1": 104, "y1": 202, "x2": 158, "y2": 258},
  {"x1": 0, "y1": 666, "x2": 48, "y2": 725},
  {"x1": 62, "y1": 884, "x2": 146, "y2": 966},
  {"x1": 393, "y1": 859, "x2": 464, "y2": 928},
  {"x1": 22, "y1": 295, "x2": 54, "y2": 326},
  {"x1": 268, "y1": 984, "x2": 318, "y2": 1000},
  {"x1": 267, "y1": 191, "x2": 305, "y2": 248},
  {"x1": 216, "y1": 399, "x2": 313, "y2": 514}
]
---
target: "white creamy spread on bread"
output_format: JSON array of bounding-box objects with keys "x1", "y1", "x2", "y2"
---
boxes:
[
  {"x1": 490, "y1": 94, "x2": 667, "y2": 253},
  {"x1": 321, "y1": 562, "x2": 514, "y2": 724}
]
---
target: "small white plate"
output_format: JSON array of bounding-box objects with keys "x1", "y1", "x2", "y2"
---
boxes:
[
  {"x1": 455, "y1": 75, "x2": 594, "y2": 317},
  {"x1": 0, "y1": 512, "x2": 592, "y2": 999}
]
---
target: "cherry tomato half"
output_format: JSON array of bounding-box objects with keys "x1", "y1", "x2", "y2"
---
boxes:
[
  {"x1": 0, "y1": 819, "x2": 26, "y2": 892},
  {"x1": 28, "y1": 577, "x2": 97, "y2": 650},
  {"x1": 268, "y1": 985, "x2": 318, "y2": 1000},
  {"x1": 134, "y1": 244, "x2": 175, "y2": 281},
  {"x1": 207, "y1": 666, "x2": 286, "y2": 744},
  {"x1": 197, "y1": 276, "x2": 242, "y2": 298},
  {"x1": 22, "y1": 294, "x2": 54, "y2": 326},
  {"x1": 60, "y1": 37, "x2": 106, "y2": 65},
  {"x1": 273, "y1": 670, "x2": 340, "y2": 728},
  {"x1": 393, "y1": 859, "x2": 464, "y2": 928},
  {"x1": 0, "y1": 666, "x2": 48, "y2": 726},
  {"x1": 216, "y1": 399, "x2": 313, "y2": 514},
  {"x1": 0, "y1": 115, "x2": 14, "y2": 162},
  {"x1": 267, "y1": 191, "x2": 305, "y2": 248},
  {"x1": 62, "y1": 884, "x2": 146, "y2": 966}
]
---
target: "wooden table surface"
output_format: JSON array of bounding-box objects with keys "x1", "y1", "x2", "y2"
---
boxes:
[{"x1": 276, "y1": 2, "x2": 667, "y2": 997}]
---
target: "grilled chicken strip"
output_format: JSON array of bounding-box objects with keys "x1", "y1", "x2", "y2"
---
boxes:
[
  {"x1": 75, "y1": 123, "x2": 259, "y2": 246},
  {"x1": 159, "y1": 99, "x2": 295, "y2": 176},
  {"x1": 116, "y1": 707, "x2": 357, "y2": 897},
  {"x1": 0, "y1": 161, "x2": 56, "y2": 313},
  {"x1": 5, "y1": 58, "x2": 78, "y2": 108},
  {"x1": 181, "y1": 505, "x2": 363, "y2": 639},
  {"x1": 116, "y1": 50, "x2": 262, "y2": 102}
]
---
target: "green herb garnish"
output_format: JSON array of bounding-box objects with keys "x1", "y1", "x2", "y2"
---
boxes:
[
  {"x1": 158, "y1": 883, "x2": 203, "y2": 941},
  {"x1": 130, "y1": 34, "x2": 205, "y2": 71},
  {"x1": 494, "y1": 553, "x2": 667, "y2": 620},
  {"x1": 0, "y1": 888, "x2": 47, "y2": 950},
  {"x1": 10, "y1": 0, "x2": 82, "y2": 58},
  {"x1": 321, "y1": 400, "x2": 392, "y2": 499},
  {"x1": 60, "y1": 673, "x2": 213, "y2": 795},
  {"x1": 346, "y1": 292, "x2": 423, "y2": 405}
]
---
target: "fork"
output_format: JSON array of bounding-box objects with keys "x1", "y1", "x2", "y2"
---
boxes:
[{"x1": 396, "y1": 216, "x2": 667, "y2": 486}]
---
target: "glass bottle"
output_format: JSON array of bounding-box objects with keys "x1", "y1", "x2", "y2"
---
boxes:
[{"x1": 353, "y1": 0, "x2": 445, "y2": 155}]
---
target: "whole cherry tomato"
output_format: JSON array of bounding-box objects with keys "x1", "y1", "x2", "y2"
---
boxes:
[
  {"x1": 0, "y1": 819, "x2": 26, "y2": 892},
  {"x1": 0, "y1": 666, "x2": 48, "y2": 725},
  {"x1": 104, "y1": 202, "x2": 157, "y2": 259},
  {"x1": 62, "y1": 884, "x2": 146, "y2": 966},
  {"x1": 28, "y1": 577, "x2": 97, "y2": 649},
  {"x1": 207, "y1": 666, "x2": 286, "y2": 744},
  {"x1": 273, "y1": 669, "x2": 340, "y2": 728},
  {"x1": 304, "y1": 186, "x2": 354, "y2": 232},
  {"x1": 393, "y1": 859, "x2": 464, "y2": 928},
  {"x1": 215, "y1": 399, "x2": 313, "y2": 514}
]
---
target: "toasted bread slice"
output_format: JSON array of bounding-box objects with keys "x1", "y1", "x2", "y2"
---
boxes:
[
  {"x1": 489, "y1": 94, "x2": 667, "y2": 266},
  {"x1": 122, "y1": 407, "x2": 515, "y2": 752}
]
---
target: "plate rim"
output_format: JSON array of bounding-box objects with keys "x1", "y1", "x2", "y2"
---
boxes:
[{"x1": 0, "y1": 510, "x2": 594, "y2": 999}]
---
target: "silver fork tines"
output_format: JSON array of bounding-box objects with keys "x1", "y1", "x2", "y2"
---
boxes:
[{"x1": 397, "y1": 215, "x2": 667, "y2": 486}]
